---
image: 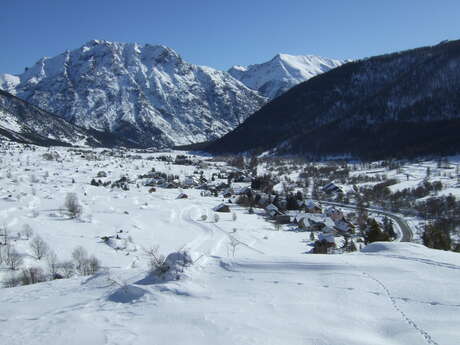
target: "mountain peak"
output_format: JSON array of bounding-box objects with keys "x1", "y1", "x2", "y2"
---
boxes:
[
  {"x1": 229, "y1": 53, "x2": 345, "y2": 99},
  {"x1": 2, "y1": 41, "x2": 266, "y2": 147}
]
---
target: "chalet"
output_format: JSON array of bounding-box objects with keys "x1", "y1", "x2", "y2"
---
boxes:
[
  {"x1": 183, "y1": 176, "x2": 198, "y2": 187},
  {"x1": 334, "y1": 219, "x2": 355, "y2": 233},
  {"x1": 176, "y1": 192, "x2": 188, "y2": 199},
  {"x1": 265, "y1": 204, "x2": 283, "y2": 218},
  {"x1": 325, "y1": 207, "x2": 344, "y2": 222},
  {"x1": 222, "y1": 188, "x2": 234, "y2": 198},
  {"x1": 213, "y1": 203, "x2": 231, "y2": 213},
  {"x1": 322, "y1": 182, "x2": 344, "y2": 194},
  {"x1": 275, "y1": 214, "x2": 292, "y2": 224},
  {"x1": 303, "y1": 199, "x2": 322, "y2": 214}
]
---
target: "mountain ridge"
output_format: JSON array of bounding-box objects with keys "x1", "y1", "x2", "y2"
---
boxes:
[
  {"x1": 0, "y1": 89, "x2": 133, "y2": 147},
  {"x1": 207, "y1": 39, "x2": 460, "y2": 159},
  {"x1": 0, "y1": 40, "x2": 267, "y2": 147},
  {"x1": 228, "y1": 53, "x2": 345, "y2": 99}
]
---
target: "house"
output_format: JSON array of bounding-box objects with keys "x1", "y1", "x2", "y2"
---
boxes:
[
  {"x1": 176, "y1": 192, "x2": 188, "y2": 199},
  {"x1": 265, "y1": 204, "x2": 283, "y2": 217},
  {"x1": 312, "y1": 233, "x2": 335, "y2": 254},
  {"x1": 213, "y1": 203, "x2": 231, "y2": 213},
  {"x1": 304, "y1": 199, "x2": 322, "y2": 214},
  {"x1": 334, "y1": 219, "x2": 355, "y2": 233},
  {"x1": 222, "y1": 188, "x2": 234, "y2": 198},
  {"x1": 325, "y1": 207, "x2": 344, "y2": 222},
  {"x1": 275, "y1": 214, "x2": 292, "y2": 224},
  {"x1": 322, "y1": 182, "x2": 343, "y2": 194},
  {"x1": 183, "y1": 176, "x2": 198, "y2": 187}
]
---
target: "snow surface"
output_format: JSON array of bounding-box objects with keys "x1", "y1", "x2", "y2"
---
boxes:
[{"x1": 0, "y1": 145, "x2": 458, "y2": 345}]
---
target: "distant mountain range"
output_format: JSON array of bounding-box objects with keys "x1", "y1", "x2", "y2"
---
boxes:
[
  {"x1": 207, "y1": 40, "x2": 460, "y2": 159},
  {"x1": 0, "y1": 40, "x2": 340, "y2": 147},
  {"x1": 229, "y1": 54, "x2": 344, "y2": 99}
]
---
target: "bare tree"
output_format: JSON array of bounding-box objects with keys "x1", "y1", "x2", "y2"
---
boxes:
[
  {"x1": 20, "y1": 267, "x2": 46, "y2": 285},
  {"x1": 30, "y1": 235, "x2": 49, "y2": 260},
  {"x1": 22, "y1": 224, "x2": 34, "y2": 240},
  {"x1": 71, "y1": 246, "x2": 100, "y2": 275},
  {"x1": 64, "y1": 192, "x2": 82, "y2": 219},
  {"x1": 72, "y1": 246, "x2": 88, "y2": 273},
  {"x1": 46, "y1": 251, "x2": 59, "y2": 277},
  {"x1": 5, "y1": 246, "x2": 23, "y2": 270},
  {"x1": 228, "y1": 236, "x2": 240, "y2": 257},
  {"x1": 58, "y1": 261, "x2": 75, "y2": 278},
  {"x1": 87, "y1": 255, "x2": 100, "y2": 275}
]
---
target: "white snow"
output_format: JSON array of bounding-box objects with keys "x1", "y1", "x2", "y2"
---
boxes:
[
  {"x1": 229, "y1": 54, "x2": 346, "y2": 99},
  {"x1": 0, "y1": 145, "x2": 458, "y2": 345}
]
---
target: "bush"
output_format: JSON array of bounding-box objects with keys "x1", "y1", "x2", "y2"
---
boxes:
[
  {"x1": 30, "y1": 235, "x2": 49, "y2": 260},
  {"x1": 22, "y1": 224, "x2": 34, "y2": 239},
  {"x1": 145, "y1": 246, "x2": 168, "y2": 275},
  {"x1": 3, "y1": 273, "x2": 21, "y2": 288},
  {"x1": 64, "y1": 193, "x2": 82, "y2": 219},
  {"x1": 20, "y1": 267, "x2": 47, "y2": 285},
  {"x1": 5, "y1": 245, "x2": 23, "y2": 270}
]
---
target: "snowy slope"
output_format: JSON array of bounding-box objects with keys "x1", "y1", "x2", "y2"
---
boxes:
[
  {"x1": 0, "y1": 145, "x2": 458, "y2": 345},
  {"x1": 0, "y1": 90, "x2": 97, "y2": 146},
  {"x1": 229, "y1": 54, "x2": 345, "y2": 99},
  {"x1": 1, "y1": 40, "x2": 266, "y2": 147}
]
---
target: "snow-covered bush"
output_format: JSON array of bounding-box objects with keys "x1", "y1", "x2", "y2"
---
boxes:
[{"x1": 145, "y1": 246, "x2": 192, "y2": 280}]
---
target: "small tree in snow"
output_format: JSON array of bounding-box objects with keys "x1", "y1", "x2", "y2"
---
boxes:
[
  {"x1": 228, "y1": 236, "x2": 240, "y2": 257},
  {"x1": 30, "y1": 235, "x2": 49, "y2": 260},
  {"x1": 22, "y1": 224, "x2": 34, "y2": 239},
  {"x1": 64, "y1": 192, "x2": 82, "y2": 219},
  {"x1": 46, "y1": 251, "x2": 59, "y2": 277},
  {"x1": 5, "y1": 246, "x2": 23, "y2": 270},
  {"x1": 144, "y1": 246, "x2": 168, "y2": 275},
  {"x1": 232, "y1": 212, "x2": 237, "y2": 221}
]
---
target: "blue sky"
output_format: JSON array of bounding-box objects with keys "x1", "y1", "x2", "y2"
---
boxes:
[{"x1": 1, "y1": 0, "x2": 459, "y2": 74}]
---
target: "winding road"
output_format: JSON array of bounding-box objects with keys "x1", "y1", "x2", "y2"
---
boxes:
[{"x1": 317, "y1": 200, "x2": 414, "y2": 242}]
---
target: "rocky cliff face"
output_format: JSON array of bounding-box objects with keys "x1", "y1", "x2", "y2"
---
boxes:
[
  {"x1": 209, "y1": 40, "x2": 460, "y2": 159},
  {"x1": 1, "y1": 40, "x2": 266, "y2": 147}
]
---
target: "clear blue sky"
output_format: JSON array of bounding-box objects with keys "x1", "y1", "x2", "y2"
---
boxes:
[{"x1": 1, "y1": 0, "x2": 459, "y2": 75}]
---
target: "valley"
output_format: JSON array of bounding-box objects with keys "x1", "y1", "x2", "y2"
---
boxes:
[{"x1": 0, "y1": 143, "x2": 459, "y2": 344}]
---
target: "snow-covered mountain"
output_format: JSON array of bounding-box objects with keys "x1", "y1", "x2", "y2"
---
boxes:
[
  {"x1": 0, "y1": 40, "x2": 266, "y2": 147},
  {"x1": 0, "y1": 89, "x2": 132, "y2": 147},
  {"x1": 229, "y1": 54, "x2": 345, "y2": 99},
  {"x1": 209, "y1": 40, "x2": 460, "y2": 159}
]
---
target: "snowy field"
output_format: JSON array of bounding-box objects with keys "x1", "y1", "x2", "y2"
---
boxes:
[{"x1": 0, "y1": 144, "x2": 459, "y2": 345}]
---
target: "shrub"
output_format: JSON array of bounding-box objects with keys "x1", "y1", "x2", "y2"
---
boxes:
[
  {"x1": 30, "y1": 235, "x2": 49, "y2": 260},
  {"x1": 64, "y1": 193, "x2": 82, "y2": 219},
  {"x1": 5, "y1": 246, "x2": 23, "y2": 270},
  {"x1": 71, "y1": 246, "x2": 100, "y2": 275},
  {"x1": 22, "y1": 224, "x2": 34, "y2": 239},
  {"x1": 20, "y1": 267, "x2": 47, "y2": 285}
]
